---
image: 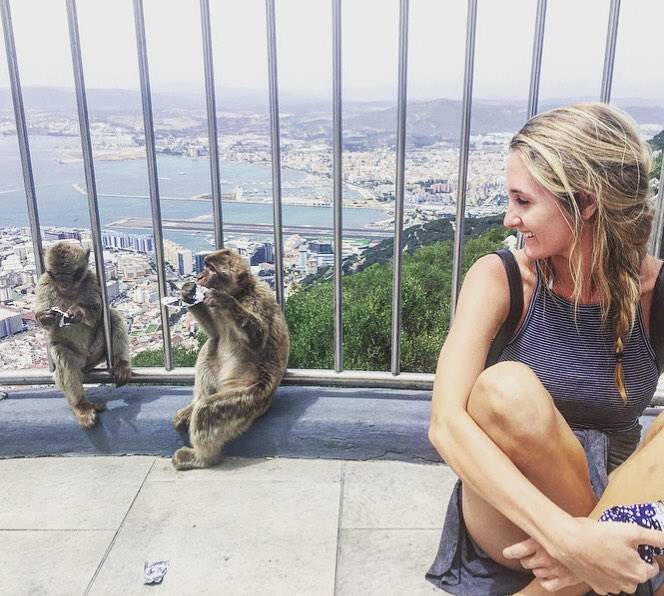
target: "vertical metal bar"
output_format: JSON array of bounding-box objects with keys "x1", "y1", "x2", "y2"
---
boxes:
[
  {"x1": 0, "y1": 0, "x2": 53, "y2": 371},
  {"x1": 517, "y1": 0, "x2": 547, "y2": 250},
  {"x1": 600, "y1": 0, "x2": 620, "y2": 103},
  {"x1": 132, "y1": 0, "x2": 173, "y2": 369},
  {"x1": 527, "y1": 0, "x2": 546, "y2": 122},
  {"x1": 200, "y1": 0, "x2": 223, "y2": 249},
  {"x1": 0, "y1": 1, "x2": 44, "y2": 276},
  {"x1": 66, "y1": 0, "x2": 114, "y2": 373},
  {"x1": 390, "y1": 0, "x2": 409, "y2": 376},
  {"x1": 265, "y1": 0, "x2": 285, "y2": 307},
  {"x1": 449, "y1": 0, "x2": 477, "y2": 321},
  {"x1": 332, "y1": 0, "x2": 343, "y2": 372},
  {"x1": 650, "y1": 158, "x2": 664, "y2": 257}
]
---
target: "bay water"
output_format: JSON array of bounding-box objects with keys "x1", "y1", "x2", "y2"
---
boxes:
[{"x1": 0, "y1": 135, "x2": 387, "y2": 251}]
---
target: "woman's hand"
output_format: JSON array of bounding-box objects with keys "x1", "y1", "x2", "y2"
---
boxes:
[
  {"x1": 503, "y1": 538, "x2": 581, "y2": 590},
  {"x1": 505, "y1": 518, "x2": 664, "y2": 594}
]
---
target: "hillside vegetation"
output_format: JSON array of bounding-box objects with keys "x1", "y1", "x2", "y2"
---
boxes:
[{"x1": 286, "y1": 224, "x2": 511, "y2": 372}]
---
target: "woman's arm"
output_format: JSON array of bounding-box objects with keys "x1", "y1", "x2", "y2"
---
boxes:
[{"x1": 429, "y1": 253, "x2": 574, "y2": 546}]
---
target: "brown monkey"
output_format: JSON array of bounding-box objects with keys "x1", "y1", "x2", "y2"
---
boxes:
[
  {"x1": 35, "y1": 241, "x2": 131, "y2": 428},
  {"x1": 172, "y1": 248, "x2": 289, "y2": 470}
]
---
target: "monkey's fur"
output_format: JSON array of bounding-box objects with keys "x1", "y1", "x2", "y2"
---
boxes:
[
  {"x1": 35, "y1": 241, "x2": 131, "y2": 428},
  {"x1": 172, "y1": 248, "x2": 289, "y2": 470}
]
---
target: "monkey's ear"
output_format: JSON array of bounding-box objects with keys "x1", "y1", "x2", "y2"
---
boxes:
[{"x1": 237, "y1": 271, "x2": 250, "y2": 285}]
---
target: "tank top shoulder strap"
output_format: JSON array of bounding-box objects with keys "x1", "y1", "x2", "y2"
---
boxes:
[
  {"x1": 484, "y1": 249, "x2": 523, "y2": 369},
  {"x1": 650, "y1": 261, "x2": 664, "y2": 374}
]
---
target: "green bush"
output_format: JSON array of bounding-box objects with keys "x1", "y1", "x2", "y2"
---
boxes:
[{"x1": 131, "y1": 332, "x2": 207, "y2": 368}]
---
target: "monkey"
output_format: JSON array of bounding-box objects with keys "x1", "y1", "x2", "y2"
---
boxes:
[
  {"x1": 34, "y1": 241, "x2": 131, "y2": 428},
  {"x1": 171, "y1": 248, "x2": 289, "y2": 470}
]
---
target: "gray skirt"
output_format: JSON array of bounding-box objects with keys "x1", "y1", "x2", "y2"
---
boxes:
[{"x1": 426, "y1": 426, "x2": 664, "y2": 596}]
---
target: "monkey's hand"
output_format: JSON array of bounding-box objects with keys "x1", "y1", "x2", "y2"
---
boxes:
[
  {"x1": 204, "y1": 289, "x2": 236, "y2": 309},
  {"x1": 181, "y1": 281, "x2": 198, "y2": 304},
  {"x1": 173, "y1": 404, "x2": 193, "y2": 430},
  {"x1": 36, "y1": 309, "x2": 59, "y2": 328},
  {"x1": 66, "y1": 304, "x2": 86, "y2": 325}
]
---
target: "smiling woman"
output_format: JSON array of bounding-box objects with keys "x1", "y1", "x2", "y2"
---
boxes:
[
  {"x1": 426, "y1": 103, "x2": 664, "y2": 596},
  {"x1": 503, "y1": 152, "x2": 580, "y2": 265}
]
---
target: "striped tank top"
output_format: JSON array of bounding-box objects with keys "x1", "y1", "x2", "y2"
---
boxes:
[{"x1": 498, "y1": 266, "x2": 659, "y2": 433}]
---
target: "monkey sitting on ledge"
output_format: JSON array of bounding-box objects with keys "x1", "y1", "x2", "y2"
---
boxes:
[
  {"x1": 35, "y1": 241, "x2": 131, "y2": 428},
  {"x1": 172, "y1": 248, "x2": 289, "y2": 470}
]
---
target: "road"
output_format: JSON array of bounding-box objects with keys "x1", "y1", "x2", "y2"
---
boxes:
[{"x1": 108, "y1": 217, "x2": 392, "y2": 239}]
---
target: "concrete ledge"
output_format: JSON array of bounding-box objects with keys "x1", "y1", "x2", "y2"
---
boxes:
[{"x1": 0, "y1": 385, "x2": 441, "y2": 463}]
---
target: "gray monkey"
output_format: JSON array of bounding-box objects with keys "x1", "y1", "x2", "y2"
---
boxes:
[
  {"x1": 172, "y1": 248, "x2": 289, "y2": 470},
  {"x1": 35, "y1": 241, "x2": 131, "y2": 428}
]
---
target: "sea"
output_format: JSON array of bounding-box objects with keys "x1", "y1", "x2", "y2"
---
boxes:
[{"x1": 0, "y1": 135, "x2": 388, "y2": 251}]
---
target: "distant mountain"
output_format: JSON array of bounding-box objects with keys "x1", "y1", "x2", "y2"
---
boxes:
[
  {"x1": 1, "y1": 87, "x2": 662, "y2": 149},
  {"x1": 0, "y1": 87, "x2": 141, "y2": 113},
  {"x1": 339, "y1": 98, "x2": 664, "y2": 146},
  {"x1": 342, "y1": 98, "x2": 528, "y2": 143},
  {"x1": 0, "y1": 86, "x2": 271, "y2": 114}
]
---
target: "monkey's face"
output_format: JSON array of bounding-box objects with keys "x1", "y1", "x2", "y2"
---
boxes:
[
  {"x1": 47, "y1": 267, "x2": 87, "y2": 296},
  {"x1": 45, "y1": 241, "x2": 90, "y2": 297},
  {"x1": 197, "y1": 249, "x2": 250, "y2": 296}
]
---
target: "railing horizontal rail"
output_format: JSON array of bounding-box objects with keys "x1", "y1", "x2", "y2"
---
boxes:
[
  {"x1": 2, "y1": 368, "x2": 664, "y2": 405},
  {"x1": 0, "y1": 367, "x2": 435, "y2": 391}
]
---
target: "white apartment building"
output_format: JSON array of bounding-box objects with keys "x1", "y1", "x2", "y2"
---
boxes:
[
  {"x1": 0, "y1": 306, "x2": 23, "y2": 339},
  {"x1": 163, "y1": 240, "x2": 193, "y2": 276}
]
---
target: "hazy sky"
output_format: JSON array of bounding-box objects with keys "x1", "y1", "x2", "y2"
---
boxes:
[{"x1": 0, "y1": 0, "x2": 662, "y2": 101}]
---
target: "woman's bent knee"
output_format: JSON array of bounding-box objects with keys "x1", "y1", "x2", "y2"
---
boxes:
[{"x1": 468, "y1": 361, "x2": 557, "y2": 444}]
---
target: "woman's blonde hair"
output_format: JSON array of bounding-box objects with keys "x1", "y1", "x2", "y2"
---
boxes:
[{"x1": 509, "y1": 102, "x2": 653, "y2": 400}]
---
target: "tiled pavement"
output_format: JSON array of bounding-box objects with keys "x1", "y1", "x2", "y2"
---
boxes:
[{"x1": 0, "y1": 456, "x2": 457, "y2": 596}]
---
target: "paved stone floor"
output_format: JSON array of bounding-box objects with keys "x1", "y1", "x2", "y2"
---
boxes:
[{"x1": 0, "y1": 456, "x2": 456, "y2": 596}]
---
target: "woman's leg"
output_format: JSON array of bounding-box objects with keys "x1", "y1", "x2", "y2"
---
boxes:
[{"x1": 462, "y1": 361, "x2": 598, "y2": 571}]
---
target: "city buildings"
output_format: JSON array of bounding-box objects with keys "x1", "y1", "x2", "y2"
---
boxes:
[
  {"x1": 102, "y1": 230, "x2": 154, "y2": 253},
  {"x1": 0, "y1": 305, "x2": 23, "y2": 339},
  {"x1": 163, "y1": 240, "x2": 193, "y2": 276},
  {"x1": 194, "y1": 251, "x2": 210, "y2": 273}
]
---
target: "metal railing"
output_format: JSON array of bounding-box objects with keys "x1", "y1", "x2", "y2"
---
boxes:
[
  {"x1": 390, "y1": 0, "x2": 409, "y2": 375},
  {"x1": 332, "y1": 0, "x2": 343, "y2": 372},
  {"x1": 200, "y1": 0, "x2": 224, "y2": 250},
  {"x1": 265, "y1": 0, "x2": 286, "y2": 308},
  {"x1": 449, "y1": 0, "x2": 477, "y2": 319},
  {"x1": 600, "y1": 0, "x2": 621, "y2": 104},
  {"x1": 66, "y1": 0, "x2": 114, "y2": 375},
  {"x1": 133, "y1": 0, "x2": 173, "y2": 370},
  {"x1": 515, "y1": 0, "x2": 547, "y2": 252},
  {"x1": 0, "y1": 0, "x2": 662, "y2": 390}
]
